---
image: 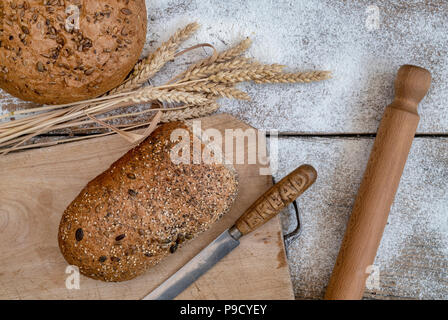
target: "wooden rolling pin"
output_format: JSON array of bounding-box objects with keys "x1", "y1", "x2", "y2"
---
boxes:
[{"x1": 325, "y1": 65, "x2": 431, "y2": 300}]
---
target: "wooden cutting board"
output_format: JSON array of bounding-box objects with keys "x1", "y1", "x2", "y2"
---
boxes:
[{"x1": 0, "y1": 113, "x2": 294, "y2": 300}]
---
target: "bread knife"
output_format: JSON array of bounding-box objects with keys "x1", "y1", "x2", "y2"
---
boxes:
[{"x1": 143, "y1": 164, "x2": 317, "y2": 300}]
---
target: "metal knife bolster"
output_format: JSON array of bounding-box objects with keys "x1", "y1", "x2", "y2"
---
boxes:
[{"x1": 228, "y1": 226, "x2": 242, "y2": 240}]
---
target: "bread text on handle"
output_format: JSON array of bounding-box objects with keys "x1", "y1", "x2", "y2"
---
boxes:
[{"x1": 233, "y1": 165, "x2": 317, "y2": 236}]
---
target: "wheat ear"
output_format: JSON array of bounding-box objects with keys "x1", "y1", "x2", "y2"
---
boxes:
[
  {"x1": 180, "y1": 58, "x2": 253, "y2": 82},
  {"x1": 111, "y1": 23, "x2": 200, "y2": 94},
  {"x1": 133, "y1": 22, "x2": 200, "y2": 75},
  {"x1": 175, "y1": 38, "x2": 253, "y2": 82},
  {"x1": 115, "y1": 88, "x2": 210, "y2": 105},
  {"x1": 160, "y1": 102, "x2": 220, "y2": 122},
  {"x1": 177, "y1": 83, "x2": 250, "y2": 100},
  {"x1": 208, "y1": 64, "x2": 285, "y2": 83},
  {"x1": 215, "y1": 38, "x2": 253, "y2": 63},
  {"x1": 255, "y1": 71, "x2": 332, "y2": 84}
]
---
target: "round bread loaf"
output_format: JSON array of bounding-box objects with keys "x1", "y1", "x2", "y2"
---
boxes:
[
  {"x1": 58, "y1": 122, "x2": 239, "y2": 282},
  {"x1": 0, "y1": 0, "x2": 147, "y2": 104}
]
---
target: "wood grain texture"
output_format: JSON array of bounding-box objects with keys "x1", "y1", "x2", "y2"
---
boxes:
[
  {"x1": 147, "y1": 0, "x2": 448, "y2": 134},
  {"x1": 325, "y1": 65, "x2": 431, "y2": 300},
  {"x1": 2, "y1": 0, "x2": 448, "y2": 134},
  {"x1": 0, "y1": 0, "x2": 446, "y2": 300},
  {"x1": 274, "y1": 136, "x2": 448, "y2": 300},
  {"x1": 235, "y1": 165, "x2": 317, "y2": 235},
  {"x1": 0, "y1": 114, "x2": 294, "y2": 300}
]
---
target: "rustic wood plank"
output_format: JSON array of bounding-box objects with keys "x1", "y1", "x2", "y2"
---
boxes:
[
  {"x1": 273, "y1": 136, "x2": 448, "y2": 300},
  {"x1": 146, "y1": 0, "x2": 448, "y2": 134},
  {"x1": 0, "y1": 0, "x2": 446, "y2": 300},
  {"x1": 2, "y1": 1, "x2": 447, "y2": 134},
  {"x1": 0, "y1": 114, "x2": 294, "y2": 300}
]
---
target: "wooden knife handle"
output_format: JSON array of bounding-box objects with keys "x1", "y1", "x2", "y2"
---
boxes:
[
  {"x1": 233, "y1": 165, "x2": 317, "y2": 236},
  {"x1": 325, "y1": 65, "x2": 431, "y2": 300}
]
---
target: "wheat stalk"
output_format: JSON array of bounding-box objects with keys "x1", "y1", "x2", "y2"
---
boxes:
[
  {"x1": 177, "y1": 83, "x2": 250, "y2": 100},
  {"x1": 215, "y1": 38, "x2": 253, "y2": 63},
  {"x1": 255, "y1": 71, "x2": 332, "y2": 84},
  {"x1": 0, "y1": 102, "x2": 219, "y2": 154},
  {"x1": 207, "y1": 64, "x2": 285, "y2": 83},
  {"x1": 57, "y1": 23, "x2": 200, "y2": 124},
  {"x1": 120, "y1": 88, "x2": 210, "y2": 105},
  {"x1": 0, "y1": 102, "x2": 217, "y2": 151},
  {"x1": 0, "y1": 22, "x2": 331, "y2": 154},
  {"x1": 134, "y1": 22, "x2": 200, "y2": 75},
  {"x1": 174, "y1": 38, "x2": 253, "y2": 83},
  {"x1": 110, "y1": 22, "x2": 200, "y2": 94},
  {"x1": 180, "y1": 57, "x2": 253, "y2": 82},
  {"x1": 161, "y1": 102, "x2": 220, "y2": 122}
]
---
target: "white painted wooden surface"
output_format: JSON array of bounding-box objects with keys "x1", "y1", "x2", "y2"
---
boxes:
[
  {"x1": 1, "y1": 0, "x2": 447, "y2": 299},
  {"x1": 145, "y1": 0, "x2": 448, "y2": 134},
  {"x1": 273, "y1": 137, "x2": 448, "y2": 299},
  {"x1": 2, "y1": 0, "x2": 448, "y2": 133}
]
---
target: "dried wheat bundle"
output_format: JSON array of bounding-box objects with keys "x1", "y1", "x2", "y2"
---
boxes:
[{"x1": 0, "y1": 22, "x2": 331, "y2": 154}]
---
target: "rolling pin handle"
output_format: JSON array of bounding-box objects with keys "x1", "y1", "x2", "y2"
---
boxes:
[
  {"x1": 391, "y1": 65, "x2": 431, "y2": 114},
  {"x1": 324, "y1": 65, "x2": 431, "y2": 300}
]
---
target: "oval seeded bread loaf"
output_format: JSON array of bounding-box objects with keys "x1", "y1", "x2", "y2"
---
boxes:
[
  {"x1": 58, "y1": 122, "x2": 239, "y2": 282},
  {"x1": 0, "y1": 0, "x2": 147, "y2": 104}
]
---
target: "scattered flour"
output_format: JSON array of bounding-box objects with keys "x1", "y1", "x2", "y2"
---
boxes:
[
  {"x1": 141, "y1": 0, "x2": 448, "y2": 133},
  {"x1": 1, "y1": 0, "x2": 448, "y2": 133},
  {"x1": 273, "y1": 136, "x2": 448, "y2": 299},
  {"x1": 0, "y1": 0, "x2": 447, "y2": 299}
]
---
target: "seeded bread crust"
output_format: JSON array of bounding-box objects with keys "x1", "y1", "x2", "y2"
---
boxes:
[
  {"x1": 0, "y1": 0, "x2": 147, "y2": 105},
  {"x1": 58, "y1": 122, "x2": 239, "y2": 282}
]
